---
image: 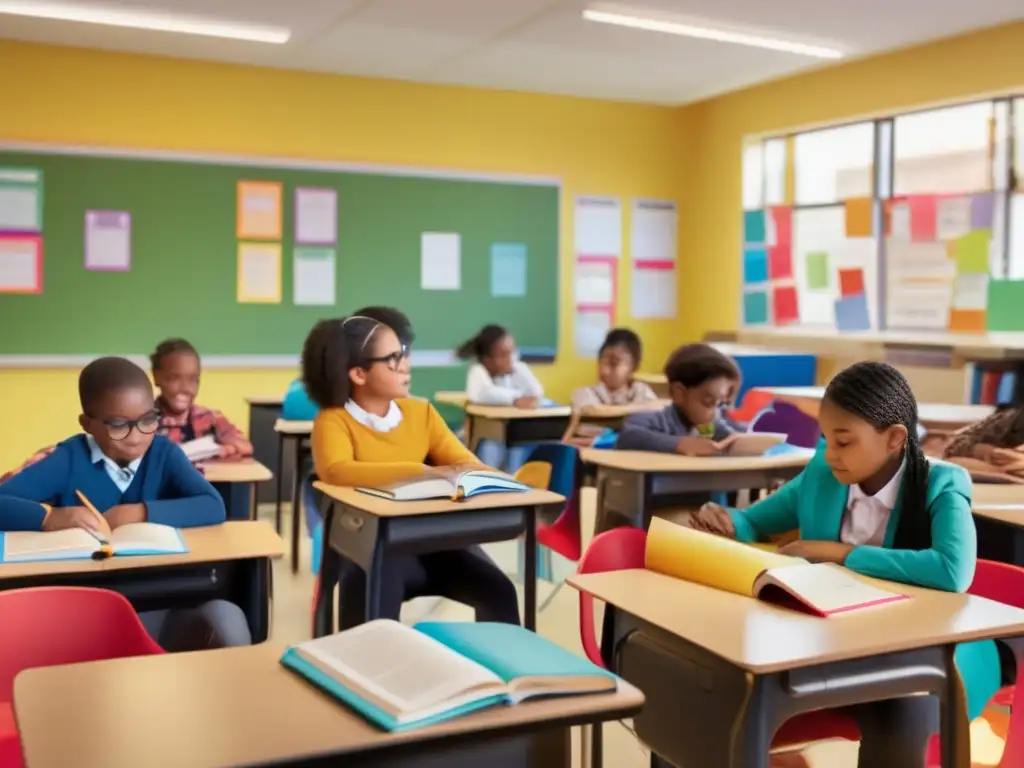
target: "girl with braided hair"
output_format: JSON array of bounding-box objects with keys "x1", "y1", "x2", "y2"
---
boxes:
[{"x1": 690, "y1": 361, "x2": 1001, "y2": 766}]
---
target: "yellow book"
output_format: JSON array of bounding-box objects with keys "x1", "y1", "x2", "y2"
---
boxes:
[{"x1": 644, "y1": 518, "x2": 909, "y2": 617}]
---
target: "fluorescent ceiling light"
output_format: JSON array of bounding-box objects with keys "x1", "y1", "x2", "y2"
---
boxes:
[
  {"x1": 583, "y1": 7, "x2": 844, "y2": 60},
  {"x1": 0, "y1": 1, "x2": 291, "y2": 43}
]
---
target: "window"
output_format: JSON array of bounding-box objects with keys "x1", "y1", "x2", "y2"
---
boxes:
[
  {"x1": 742, "y1": 142, "x2": 763, "y2": 211},
  {"x1": 795, "y1": 123, "x2": 874, "y2": 205},
  {"x1": 893, "y1": 102, "x2": 995, "y2": 195},
  {"x1": 763, "y1": 138, "x2": 786, "y2": 206}
]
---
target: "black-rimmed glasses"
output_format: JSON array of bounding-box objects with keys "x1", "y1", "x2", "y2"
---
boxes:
[{"x1": 87, "y1": 410, "x2": 161, "y2": 440}]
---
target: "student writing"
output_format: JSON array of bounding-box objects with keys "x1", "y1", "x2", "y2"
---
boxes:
[
  {"x1": 617, "y1": 343, "x2": 738, "y2": 455},
  {"x1": 690, "y1": 362, "x2": 999, "y2": 768},
  {"x1": 570, "y1": 328, "x2": 658, "y2": 409},
  {"x1": 303, "y1": 315, "x2": 520, "y2": 628},
  {"x1": 0, "y1": 357, "x2": 251, "y2": 651}
]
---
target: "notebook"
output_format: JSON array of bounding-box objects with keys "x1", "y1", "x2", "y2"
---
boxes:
[
  {"x1": 357, "y1": 470, "x2": 530, "y2": 501},
  {"x1": 717, "y1": 432, "x2": 788, "y2": 457},
  {"x1": 179, "y1": 435, "x2": 221, "y2": 462},
  {"x1": 280, "y1": 620, "x2": 617, "y2": 732},
  {"x1": 0, "y1": 523, "x2": 187, "y2": 563},
  {"x1": 646, "y1": 517, "x2": 909, "y2": 617}
]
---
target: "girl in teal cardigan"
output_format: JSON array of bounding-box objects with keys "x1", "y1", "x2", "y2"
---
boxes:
[{"x1": 692, "y1": 361, "x2": 1001, "y2": 768}]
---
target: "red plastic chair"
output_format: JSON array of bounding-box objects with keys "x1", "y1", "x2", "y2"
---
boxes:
[
  {"x1": 925, "y1": 559, "x2": 1024, "y2": 767},
  {"x1": 0, "y1": 587, "x2": 165, "y2": 768},
  {"x1": 576, "y1": 528, "x2": 859, "y2": 752}
]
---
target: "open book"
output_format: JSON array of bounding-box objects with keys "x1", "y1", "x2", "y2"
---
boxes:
[
  {"x1": 645, "y1": 518, "x2": 909, "y2": 617},
  {"x1": 0, "y1": 523, "x2": 187, "y2": 563},
  {"x1": 179, "y1": 435, "x2": 221, "y2": 463},
  {"x1": 280, "y1": 620, "x2": 616, "y2": 732},
  {"x1": 717, "y1": 432, "x2": 788, "y2": 457},
  {"x1": 357, "y1": 470, "x2": 529, "y2": 502}
]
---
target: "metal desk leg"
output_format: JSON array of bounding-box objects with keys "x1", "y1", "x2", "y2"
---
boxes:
[
  {"x1": 365, "y1": 521, "x2": 388, "y2": 623},
  {"x1": 290, "y1": 437, "x2": 304, "y2": 574},
  {"x1": 524, "y1": 506, "x2": 537, "y2": 631},
  {"x1": 274, "y1": 433, "x2": 285, "y2": 534},
  {"x1": 249, "y1": 482, "x2": 258, "y2": 521},
  {"x1": 940, "y1": 645, "x2": 971, "y2": 768}
]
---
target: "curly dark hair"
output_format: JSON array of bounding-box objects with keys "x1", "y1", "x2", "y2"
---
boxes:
[
  {"x1": 663, "y1": 343, "x2": 740, "y2": 388},
  {"x1": 300, "y1": 316, "x2": 388, "y2": 409},
  {"x1": 150, "y1": 338, "x2": 198, "y2": 373},
  {"x1": 456, "y1": 324, "x2": 508, "y2": 361},
  {"x1": 353, "y1": 306, "x2": 415, "y2": 348},
  {"x1": 600, "y1": 328, "x2": 642, "y2": 366}
]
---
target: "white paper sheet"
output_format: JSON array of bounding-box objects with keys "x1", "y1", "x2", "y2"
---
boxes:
[
  {"x1": 886, "y1": 283, "x2": 953, "y2": 329},
  {"x1": 952, "y1": 273, "x2": 989, "y2": 310},
  {"x1": 630, "y1": 199, "x2": 677, "y2": 262},
  {"x1": 574, "y1": 197, "x2": 621, "y2": 257},
  {"x1": 295, "y1": 188, "x2": 338, "y2": 245},
  {"x1": 85, "y1": 211, "x2": 131, "y2": 271},
  {"x1": 574, "y1": 260, "x2": 614, "y2": 305},
  {"x1": 0, "y1": 185, "x2": 40, "y2": 232},
  {"x1": 936, "y1": 196, "x2": 973, "y2": 241},
  {"x1": 889, "y1": 201, "x2": 911, "y2": 242},
  {"x1": 237, "y1": 243, "x2": 281, "y2": 303},
  {"x1": 631, "y1": 265, "x2": 676, "y2": 318},
  {"x1": 0, "y1": 238, "x2": 39, "y2": 292},
  {"x1": 293, "y1": 247, "x2": 336, "y2": 306},
  {"x1": 574, "y1": 309, "x2": 611, "y2": 358},
  {"x1": 420, "y1": 232, "x2": 461, "y2": 290}
]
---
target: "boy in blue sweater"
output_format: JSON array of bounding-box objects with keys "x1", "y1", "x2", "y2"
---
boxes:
[{"x1": 0, "y1": 357, "x2": 251, "y2": 652}]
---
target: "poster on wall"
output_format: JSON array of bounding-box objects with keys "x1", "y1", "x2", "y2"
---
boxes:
[
  {"x1": 85, "y1": 210, "x2": 131, "y2": 271},
  {"x1": 573, "y1": 196, "x2": 620, "y2": 356},
  {"x1": 629, "y1": 199, "x2": 677, "y2": 319}
]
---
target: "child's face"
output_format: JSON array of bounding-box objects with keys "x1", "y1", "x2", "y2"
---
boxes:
[
  {"x1": 670, "y1": 376, "x2": 733, "y2": 427},
  {"x1": 154, "y1": 352, "x2": 200, "y2": 414},
  {"x1": 819, "y1": 399, "x2": 907, "y2": 486},
  {"x1": 79, "y1": 385, "x2": 159, "y2": 464},
  {"x1": 483, "y1": 334, "x2": 516, "y2": 376},
  {"x1": 349, "y1": 327, "x2": 411, "y2": 401},
  {"x1": 598, "y1": 344, "x2": 635, "y2": 391}
]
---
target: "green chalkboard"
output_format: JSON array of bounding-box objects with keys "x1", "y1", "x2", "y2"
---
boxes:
[{"x1": 0, "y1": 149, "x2": 559, "y2": 356}]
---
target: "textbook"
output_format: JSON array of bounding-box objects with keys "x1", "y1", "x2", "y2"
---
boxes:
[
  {"x1": 0, "y1": 523, "x2": 187, "y2": 563},
  {"x1": 357, "y1": 470, "x2": 530, "y2": 501},
  {"x1": 646, "y1": 518, "x2": 909, "y2": 617},
  {"x1": 179, "y1": 435, "x2": 221, "y2": 463},
  {"x1": 717, "y1": 432, "x2": 788, "y2": 457},
  {"x1": 280, "y1": 620, "x2": 617, "y2": 732}
]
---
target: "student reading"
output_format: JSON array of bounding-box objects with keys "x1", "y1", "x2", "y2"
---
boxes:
[
  {"x1": 690, "y1": 361, "x2": 999, "y2": 768},
  {"x1": 302, "y1": 315, "x2": 520, "y2": 628},
  {"x1": 0, "y1": 357, "x2": 251, "y2": 651}
]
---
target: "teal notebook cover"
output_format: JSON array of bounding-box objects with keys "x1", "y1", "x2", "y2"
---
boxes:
[{"x1": 0, "y1": 529, "x2": 188, "y2": 563}]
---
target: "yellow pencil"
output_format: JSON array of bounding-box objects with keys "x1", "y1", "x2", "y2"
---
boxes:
[{"x1": 75, "y1": 490, "x2": 113, "y2": 557}]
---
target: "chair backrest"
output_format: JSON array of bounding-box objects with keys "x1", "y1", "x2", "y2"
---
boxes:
[
  {"x1": 577, "y1": 527, "x2": 648, "y2": 668},
  {"x1": 0, "y1": 587, "x2": 164, "y2": 701},
  {"x1": 514, "y1": 461, "x2": 553, "y2": 490},
  {"x1": 749, "y1": 401, "x2": 820, "y2": 448},
  {"x1": 523, "y1": 443, "x2": 578, "y2": 498},
  {"x1": 969, "y1": 559, "x2": 1024, "y2": 609}
]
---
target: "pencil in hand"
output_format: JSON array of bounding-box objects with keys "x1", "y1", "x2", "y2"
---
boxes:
[{"x1": 75, "y1": 490, "x2": 113, "y2": 550}]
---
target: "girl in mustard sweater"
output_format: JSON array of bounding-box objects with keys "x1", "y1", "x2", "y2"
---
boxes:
[{"x1": 302, "y1": 314, "x2": 520, "y2": 628}]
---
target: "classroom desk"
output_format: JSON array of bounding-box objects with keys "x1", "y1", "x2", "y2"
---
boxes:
[
  {"x1": 246, "y1": 395, "x2": 286, "y2": 506},
  {"x1": 972, "y1": 483, "x2": 1024, "y2": 565},
  {"x1": 202, "y1": 458, "x2": 273, "y2": 521},
  {"x1": 14, "y1": 643, "x2": 643, "y2": 768},
  {"x1": 563, "y1": 401, "x2": 668, "y2": 440},
  {"x1": 579, "y1": 449, "x2": 811, "y2": 530},
  {"x1": 434, "y1": 390, "x2": 469, "y2": 407},
  {"x1": 0, "y1": 522, "x2": 283, "y2": 642},
  {"x1": 465, "y1": 404, "x2": 572, "y2": 453},
  {"x1": 312, "y1": 484, "x2": 565, "y2": 635},
  {"x1": 571, "y1": 568, "x2": 1024, "y2": 768},
  {"x1": 275, "y1": 418, "x2": 314, "y2": 574}
]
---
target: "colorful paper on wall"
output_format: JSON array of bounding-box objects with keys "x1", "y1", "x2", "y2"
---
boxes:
[
  {"x1": 631, "y1": 199, "x2": 677, "y2": 262},
  {"x1": 294, "y1": 187, "x2": 337, "y2": 245},
  {"x1": 743, "y1": 210, "x2": 766, "y2": 243},
  {"x1": 743, "y1": 247, "x2": 768, "y2": 284},
  {"x1": 936, "y1": 196, "x2": 972, "y2": 241},
  {"x1": 575, "y1": 197, "x2": 621, "y2": 257},
  {"x1": 490, "y1": 242, "x2": 527, "y2": 297},
  {"x1": 970, "y1": 192, "x2": 995, "y2": 230},
  {"x1": 0, "y1": 234, "x2": 42, "y2": 293},
  {"x1": 838, "y1": 267, "x2": 864, "y2": 297},
  {"x1": 420, "y1": 232, "x2": 461, "y2": 290},
  {"x1": 575, "y1": 308, "x2": 612, "y2": 358},
  {"x1": 888, "y1": 200, "x2": 911, "y2": 241},
  {"x1": 772, "y1": 285, "x2": 798, "y2": 325},
  {"x1": 293, "y1": 247, "x2": 336, "y2": 306},
  {"x1": 743, "y1": 290, "x2": 768, "y2": 325},
  {"x1": 768, "y1": 244, "x2": 792, "y2": 280},
  {"x1": 834, "y1": 293, "x2": 870, "y2": 332},
  {"x1": 0, "y1": 167, "x2": 42, "y2": 233},
  {"x1": 84, "y1": 210, "x2": 131, "y2": 271},
  {"x1": 769, "y1": 206, "x2": 792, "y2": 248},
  {"x1": 575, "y1": 258, "x2": 615, "y2": 307},
  {"x1": 236, "y1": 181, "x2": 282, "y2": 240},
  {"x1": 952, "y1": 273, "x2": 989, "y2": 310},
  {"x1": 631, "y1": 260, "x2": 676, "y2": 318},
  {"x1": 952, "y1": 229, "x2": 990, "y2": 274},
  {"x1": 948, "y1": 308, "x2": 986, "y2": 333},
  {"x1": 843, "y1": 197, "x2": 872, "y2": 237},
  {"x1": 988, "y1": 280, "x2": 1024, "y2": 331},
  {"x1": 805, "y1": 250, "x2": 829, "y2": 290},
  {"x1": 237, "y1": 242, "x2": 281, "y2": 303},
  {"x1": 909, "y1": 196, "x2": 937, "y2": 242}
]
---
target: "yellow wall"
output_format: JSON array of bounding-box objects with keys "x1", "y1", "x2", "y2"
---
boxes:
[
  {"x1": 677, "y1": 21, "x2": 1024, "y2": 338},
  {"x1": 0, "y1": 40, "x2": 687, "y2": 470}
]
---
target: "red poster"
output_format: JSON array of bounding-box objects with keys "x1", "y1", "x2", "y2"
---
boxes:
[
  {"x1": 770, "y1": 206, "x2": 792, "y2": 248},
  {"x1": 768, "y1": 244, "x2": 792, "y2": 280},
  {"x1": 909, "y1": 195, "x2": 937, "y2": 242},
  {"x1": 838, "y1": 268, "x2": 864, "y2": 297},
  {"x1": 773, "y1": 285, "x2": 799, "y2": 325}
]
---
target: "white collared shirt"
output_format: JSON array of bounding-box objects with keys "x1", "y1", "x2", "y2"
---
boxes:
[
  {"x1": 465, "y1": 361, "x2": 544, "y2": 406},
  {"x1": 85, "y1": 433, "x2": 143, "y2": 493},
  {"x1": 840, "y1": 461, "x2": 905, "y2": 547},
  {"x1": 344, "y1": 399, "x2": 403, "y2": 433}
]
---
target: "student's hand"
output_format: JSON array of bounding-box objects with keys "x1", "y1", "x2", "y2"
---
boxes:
[
  {"x1": 513, "y1": 397, "x2": 540, "y2": 409},
  {"x1": 674, "y1": 436, "x2": 723, "y2": 457},
  {"x1": 779, "y1": 540, "x2": 853, "y2": 564},
  {"x1": 989, "y1": 447, "x2": 1024, "y2": 467},
  {"x1": 688, "y1": 502, "x2": 735, "y2": 537},
  {"x1": 42, "y1": 506, "x2": 106, "y2": 534},
  {"x1": 712, "y1": 434, "x2": 740, "y2": 452},
  {"x1": 104, "y1": 503, "x2": 147, "y2": 529}
]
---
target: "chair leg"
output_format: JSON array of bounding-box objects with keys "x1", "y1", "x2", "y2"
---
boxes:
[
  {"x1": 539, "y1": 580, "x2": 564, "y2": 611},
  {"x1": 581, "y1": 724, "x2": 591, "y2": 768}
]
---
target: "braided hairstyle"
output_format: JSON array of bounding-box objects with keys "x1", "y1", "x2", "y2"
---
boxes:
[
  {"x1": 823, "y1": 361, "x2": 932, "y2": 551},
  {"x1": 300, "y1": 316, "x2": 385, "y2": 409}
]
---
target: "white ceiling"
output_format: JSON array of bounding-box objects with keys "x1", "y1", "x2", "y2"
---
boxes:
[{"x1": 1, "y1": 0, "x2": 1022, "y2": 104}]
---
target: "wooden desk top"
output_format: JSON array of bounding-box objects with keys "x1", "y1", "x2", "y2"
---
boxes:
[
  {"x1": 0, "y1": 521, "x2": 284, "y2": 580},
  {"x1": 245, "y1": 395, "x2": 284, "y2": 406},
  {"x1": 972, "y1": 483, "x2": 1024, "y2": 525},
  {"x1": 569, "y1": 569, "x2": 1024, "y2": 674},
  {"x1": 274, "y1": 418, "x2": 314, "y2": 435},
  {"x1": 314, "y1": 482, "x2": 564, "y2": 518},
  {"x1": 633, "y1": 371, "x2": 667, "y2": 385},
  {"x1": 202, "y1": 459, "x2": 273, "y2": 483},
  {"x1": 14, "y1": 643, "x2": 643, "y2": 768},
  {"x1": 465, "y1": 404, "x2": 572, "y2": 420},
  {"x1": 434, "y1": 390, "x2": 469, "y2": 407},
  {"x1": 576, "y1": 401, "x2": 669, "y2": 419},
  {"x1": 578, "y1": 449, "x2": 811, "y2": 473}
]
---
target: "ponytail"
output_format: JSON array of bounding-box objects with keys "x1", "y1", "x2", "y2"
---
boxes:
[{"x1": 456, "y1": 324, "x2": 508, "y2": 362}]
